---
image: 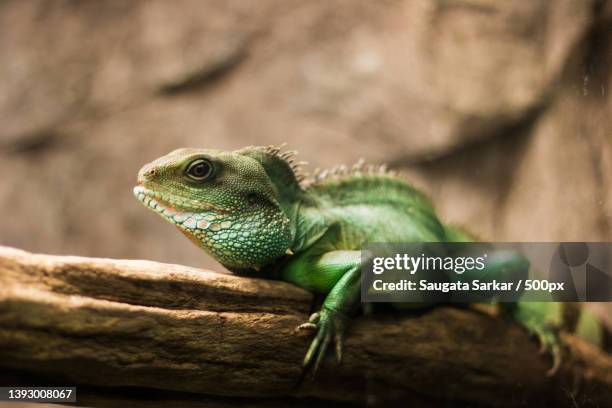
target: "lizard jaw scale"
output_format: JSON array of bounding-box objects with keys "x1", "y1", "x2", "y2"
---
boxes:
[
  {"x1": 134, "y1": 186, "x2": 209, "y2": 230},
  {"x1": 133, "y1": 186, "x2": 220, "y2": 232},
  {"x1": 133, "y1": 185, "x2": 220, "y2": 213}
]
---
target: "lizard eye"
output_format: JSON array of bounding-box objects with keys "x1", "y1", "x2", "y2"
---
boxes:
[{"x1": 185, "y1": 159, "x2": 213, "y2": 181}]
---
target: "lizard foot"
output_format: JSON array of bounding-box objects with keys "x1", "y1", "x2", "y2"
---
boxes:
[
  {"x1": 499, "y1": 302, "x2": 563, "y2": 376},
  {"x1": 530, "y1": 321, "x2": 562, "y2": 376},
  {"x1": 300, "y1": 307, "x2": 347, "y2": 375}
]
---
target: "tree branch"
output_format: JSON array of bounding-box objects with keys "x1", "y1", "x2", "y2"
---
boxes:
[{"x1": 0, "y1": 246, "x2": 610, "y2": 407}]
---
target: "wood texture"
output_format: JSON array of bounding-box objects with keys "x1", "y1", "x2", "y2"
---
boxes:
[{"x1": 0, "y1": 245, "x2": 610, "y2": 407}]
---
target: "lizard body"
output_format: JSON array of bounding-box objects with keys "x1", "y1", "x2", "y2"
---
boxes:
[{"x1": 134, "y1": 145, "x2": 600, "y2": 373}]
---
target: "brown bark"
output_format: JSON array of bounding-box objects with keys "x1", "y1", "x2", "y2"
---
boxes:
[{"x1": 0, "y1": 245, "x2": 610, "y2": 407}]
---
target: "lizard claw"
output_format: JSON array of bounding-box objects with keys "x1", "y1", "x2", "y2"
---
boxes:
[
  {"x1": 335, "y1": 332, "x2": 344, "y2": 364},
  {"x1": 294, "y1": 322, "x2": 317, "y2": 336},
  {"x1": 300, "y1": 307, "x2": 347, "y2": 376},
  {"x1": 294, "y1": 312, "x2": 320, "y2": 335},
  {"x1": 307, "y1": 312, "x2": 320, "y2": 324},
  {"x1": 548, "y1": 345, "x2": 562, "y2": 377}
]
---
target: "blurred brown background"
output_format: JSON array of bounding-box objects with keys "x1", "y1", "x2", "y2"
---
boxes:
[{"x1": 0, "y1": 0, "x2": 611, "y2": 275}]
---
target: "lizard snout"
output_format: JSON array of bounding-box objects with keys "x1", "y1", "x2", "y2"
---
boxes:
[{"x1": 137, "y1": 164, "x2": 158, "y2": 185}]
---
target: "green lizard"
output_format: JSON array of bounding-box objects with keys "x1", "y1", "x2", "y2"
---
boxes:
[{"x1": 133, "y1": 145, "x2": 601, "y2": 374}]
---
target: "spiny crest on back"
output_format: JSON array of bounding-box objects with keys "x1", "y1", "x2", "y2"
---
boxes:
[
  {"x1": 307, "y1": 159, "x2": 400, "y2": 187},
  {"x1": 303, "y1": 155, "x2": 434, "y2": 212},
  {"x1": 237, "y1": 144, "x2": 406, "y2": 190}
]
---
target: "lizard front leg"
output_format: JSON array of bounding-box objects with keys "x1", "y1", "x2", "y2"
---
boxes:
[{"x1": 282, "y1": 250, "x2": 362, "y2": 374}]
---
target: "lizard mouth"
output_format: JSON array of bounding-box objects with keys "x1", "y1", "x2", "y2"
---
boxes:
[{"x1": 133, "y1": 186, "x2": 226, "y2": 230}]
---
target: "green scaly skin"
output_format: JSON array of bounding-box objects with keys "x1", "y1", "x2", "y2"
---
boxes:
[{"x1": 134, "y1": 145, "x2": 579, "y2": 375}]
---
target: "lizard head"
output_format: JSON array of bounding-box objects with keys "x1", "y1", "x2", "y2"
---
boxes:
[{"x1": 134, "y1": 146, "x2": 303, "y2": 271}]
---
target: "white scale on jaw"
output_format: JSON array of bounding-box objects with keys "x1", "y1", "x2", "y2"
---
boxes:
[{"x1": 134, "y1": 186, "x2": 213, "y2": 231}]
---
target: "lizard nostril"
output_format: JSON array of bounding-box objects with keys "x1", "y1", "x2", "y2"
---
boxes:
[{"x1": 138, "y1": 167, "x2": 157, "y2": 184}]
